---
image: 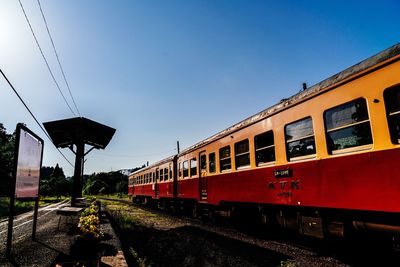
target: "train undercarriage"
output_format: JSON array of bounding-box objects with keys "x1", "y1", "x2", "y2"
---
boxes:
[{"x1": 131, "y1": 195, "x2": 400, "y2": 250}]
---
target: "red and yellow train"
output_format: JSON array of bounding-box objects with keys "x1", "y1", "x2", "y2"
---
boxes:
[{"x1": 128, "y1": 43, "x2": 400, "y2": 242}]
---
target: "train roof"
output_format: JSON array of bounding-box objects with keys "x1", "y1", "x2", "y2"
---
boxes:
[{"x1": 179, "y1": 43, "x2": 400, "y2": 155}]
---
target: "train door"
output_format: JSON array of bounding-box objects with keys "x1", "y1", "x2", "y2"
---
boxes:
[
  {"x1": 155, "y1": 168, "x2": 159, "y2": 198},
  {"x1": 199, "y1": 152, "x2": 208, "y2": 201}
]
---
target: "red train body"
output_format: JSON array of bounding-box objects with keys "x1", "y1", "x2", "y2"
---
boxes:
[{"x1": 128, "y1": 44, "x2": 400, "y2": 241}]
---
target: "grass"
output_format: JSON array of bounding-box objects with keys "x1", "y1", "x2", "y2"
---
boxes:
[
  {"x1": 0, "y1": 196, "x2": 68, "y2": 220},
  {"x1": 88, "y1": 193, "x2": 130, "y2": 201}
]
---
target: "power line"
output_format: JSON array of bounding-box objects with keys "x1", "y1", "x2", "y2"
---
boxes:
[
  {"x1": 18, "y1": 0, "x2": 77, "y2": 117},
  {"x1": 37, "y1": 0, "x2": 81, "y2": 116},
  {"x1": 0, "y1": 68, "x2": 74, "y2": 168}
]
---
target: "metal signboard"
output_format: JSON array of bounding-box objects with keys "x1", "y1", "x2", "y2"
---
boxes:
[
  {"x1": 14, "y1": 125, "x2": 43, "y2": 198},
  {"x1": 7, "y1": 123, "x2": 44, "y2": 257}
]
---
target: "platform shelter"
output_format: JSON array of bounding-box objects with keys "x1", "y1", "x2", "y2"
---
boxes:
[{"x1": 43, "y1": 117, "x2": 115, "y2": 206}]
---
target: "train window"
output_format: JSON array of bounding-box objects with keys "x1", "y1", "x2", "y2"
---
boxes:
[
  {"x1": 164, "y1": 167, "x2": 168, "y2": 180},
  {"x1": 209, "y1": 152, "x2": 216, "y2": 173},
  {"x1": 190, "y1": 158, "x2": 197, "y2": 176},
  {"x1": 153, "y1": 172, "x2": 155, "y2": 183},
  {"x1": 178, "y1": 162, "x2": 182, "y2": 178},
  {"x1": 219, "y1": 146, "x2": 231, "y2": 171},
  {"x1": 160, "y1": 169, "x2": 164, "y2": 182},
  {"x1": 324, "y1": 99, "x2": 372, "y2": 153},
  {"x1": 169, "y1": 164, "x2": 173, "y2": 180},
  {"x1": 255, "y1": 131, "x2": 275, "y2": 165},
  {"x1": 183, "y1": 161, "x2": 189, "y2": 177},
  {"x1": 235, "y1": 139, "x2": 250, "y2": 169},
  {"x1": 384, "y1": 86, "x2": 400, "y2": 144},
  {"x1": 285, "y1": 117, "x2": 316, "y2": 160},
  {"x1": 200, "y1": 154, "x2": 207, "y2": 171}
]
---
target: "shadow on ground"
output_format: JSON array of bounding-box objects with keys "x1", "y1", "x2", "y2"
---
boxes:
[{"x1": 109, "y1": 215, "x2": 291, "y2": 267}]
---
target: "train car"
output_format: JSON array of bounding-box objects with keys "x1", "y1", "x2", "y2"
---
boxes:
[
  {"x1": 174, "y1": 43, "x2": 400, "y2": 241},
  {"x1": 130, "y1": 165, "x2": 156, "y2": 204},
  {"x1": 129, "y1": 156, "x2": 177, "y2": 206},
  {"x1": 130, "y1": 43, "x2": 400, "y2": 243}
]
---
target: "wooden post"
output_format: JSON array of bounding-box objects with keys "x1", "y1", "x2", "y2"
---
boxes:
[{"x1": 71, "y1": 141, "x2": 84, "y2": 207}]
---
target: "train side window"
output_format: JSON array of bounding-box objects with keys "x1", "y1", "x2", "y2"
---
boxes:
[
  {"x1": 219, "y1": 146, "x2": 231, "y2": 171},
  {"x1": 235, "y1": 139, "x2": 250, "y2": 169},
  {"x1": 153, "y1": 172, "x2": 155, "y2": 183},
  {"x1": 164, "y1": 167, "x2": 168, "y2": 180},
  {"x1": 190, "y1": 158, "x2": 197, "y2": 176},
  {"x1": 285, "y1": 117, "x2": 316, "y2": 160},
  {"x1": 178, "y1": 162, "x2": 182, "y2": 178},
  {"x1": 384, "y1": 86, "x2": 400, "y2": 144},
  {"x1": 255, "y1": 131, "x2": 275, "y2": 165},
  {"x1": 169, "y1": 164, "x2": 173, "y2": 180},
  {"x1": 159, "y1": 169, "x2": 164, "y2": 182},
  {"x1": 183, "y1": 161, "x2": 189, "y2": 177},
  {"x1": 324, "y1": 98, "x2": 372, "y2": 153},
  {"x1": 200, "y1": 154, "x2": 207, "y2": 171},
  {"x1": 209, "y1": 152, "x2": 216, "y2": 173}
]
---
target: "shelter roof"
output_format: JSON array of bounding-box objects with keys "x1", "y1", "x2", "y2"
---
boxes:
[{"x1": 43, "y1": 117, "x2": 116, "y2": 149}]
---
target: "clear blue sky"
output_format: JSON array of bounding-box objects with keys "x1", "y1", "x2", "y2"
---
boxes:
[{"x1": 1, "y1": 0, "x2": 399, "y2": 176}]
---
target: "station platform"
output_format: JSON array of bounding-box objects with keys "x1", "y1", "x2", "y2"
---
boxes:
[{"x1": 0, "y1": 202, "x2": 127, "y2": 266}]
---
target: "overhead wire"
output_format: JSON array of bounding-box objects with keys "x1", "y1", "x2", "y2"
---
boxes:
[
  {"x1": 37, "y1": 0, "x2": 81, "y2": 116},
  {"x1": 0, "y1": 69, "x2": 74, "y2": 167},
  {"x1": 18, "y1": 0, "x2": 77, "y2": 117}
]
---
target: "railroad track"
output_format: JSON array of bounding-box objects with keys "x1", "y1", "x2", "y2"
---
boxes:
[{"x1": 0, "y1": 199, "x2": 69, "y2": 251}]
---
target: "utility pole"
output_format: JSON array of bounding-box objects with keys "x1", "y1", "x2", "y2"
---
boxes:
[{"x1": 177, "y1": 141, "x2": 180, "y2": 154}]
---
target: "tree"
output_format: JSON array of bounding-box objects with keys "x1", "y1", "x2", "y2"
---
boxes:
[
  {"x1": 52, "y1": 163, "x2": 65, "y2": 178},
  {"x1": 40, "y1": 164, "x2": 71, "y2": 197},
  {"x1": 0, "y1": 124, "x2": 15, "y2": 196},
  {"x1": 82, "y1": 170, "x2": 130, "y2": 195}
]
